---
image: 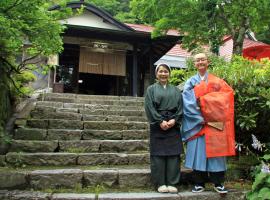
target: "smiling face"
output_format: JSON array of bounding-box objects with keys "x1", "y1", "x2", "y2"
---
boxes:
[
  {"x1": 194, "y1": 53, "x2": 209, "y2": 76},
  {"x1": 156, "y1": 65, "x2": 170, "y2": 85}
]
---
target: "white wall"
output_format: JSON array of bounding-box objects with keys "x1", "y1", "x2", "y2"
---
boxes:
[{"x1": 60, "y1": 11, "x2": 121, "y2": 30}]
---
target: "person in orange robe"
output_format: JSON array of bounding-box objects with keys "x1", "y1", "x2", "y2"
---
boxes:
[{"x1": 181, "y1": 52, "x2": 235, "y2": 194}]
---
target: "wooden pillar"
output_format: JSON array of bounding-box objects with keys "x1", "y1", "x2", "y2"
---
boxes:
[
  {"x1": 149, "y1": 48, "x2": 155, "y2": 84},
  {"x1": 132, "y1": 44, "x2": 138, "y2": 96}
]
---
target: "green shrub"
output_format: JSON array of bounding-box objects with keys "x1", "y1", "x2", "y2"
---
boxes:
[
  {"x1": 211, "y1": 56, "x2": 270, "y2": 145},
  {"x1": 169, "y1": 69, "x2": 186, "y2": 86},
  {"x1": 246, "y1": 136, "x2": 270, "y2": 199}
]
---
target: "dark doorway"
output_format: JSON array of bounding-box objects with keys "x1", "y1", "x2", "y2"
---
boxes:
[
  {"x1": 78, "y1": 73, "x2": 119, "y2": 95},
  {"x1": 58, "y1": 44, "x2": 80, "y2": 93}
]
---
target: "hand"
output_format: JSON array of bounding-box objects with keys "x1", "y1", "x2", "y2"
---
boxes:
[
  {"x1": 160, "y1": 120, "x2": 169, "y2": 131},
  {"x1": 167, "y1": 119, "x2": 176, "y2": 128}
]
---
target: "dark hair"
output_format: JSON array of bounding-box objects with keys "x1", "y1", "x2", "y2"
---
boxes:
[{"x1": 155, "y1": 63, "x2": 171, "y2": 74}]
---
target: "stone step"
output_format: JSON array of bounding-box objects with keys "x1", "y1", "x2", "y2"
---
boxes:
[
  {"x1": 33, "y1": 105, "x2": 146, "y2": 117},
  {"x1": 26, "y1": 120, "x2": 149, "y2": 130},
  {"x1": 30, "y1": 111, "x2": 147, "y2": 122},
  {"x1": 35, "y1": 101, "x2": 144, "y2": 111},
  {"x1": 5, "y1": 152, "x2": 150, "y2": 166},
  {"x1": 14, "y1": 128, "x2": 148, "y2": 140},
  {"x1": 9, "y1": 140, "x2": 149, "y2": 153},
  {"x1": 40, "y1": 93, "x2": 145, "y2": 101},
  {"x1": 0, "y1": 168, "x2": 194, "y2": 190},
  {"x1": 0, "y1": 190, "x2": 247, "y2": 200},
  {"x1": 42, "y1": 96, "x2": 145, "y2": 106}
]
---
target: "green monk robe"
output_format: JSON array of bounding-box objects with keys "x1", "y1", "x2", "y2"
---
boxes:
[{"x1": 144, "y1": 82, "x2": 183, "y2": 156}]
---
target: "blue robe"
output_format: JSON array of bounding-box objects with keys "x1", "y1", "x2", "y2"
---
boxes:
[{"x1": 182, "y1": 72, "x2": 226, "y2": 172}]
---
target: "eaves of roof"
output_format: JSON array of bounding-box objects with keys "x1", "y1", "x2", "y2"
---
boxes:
[{"x1": 50, "y1": 1, "x2": 134, "y2": 32}]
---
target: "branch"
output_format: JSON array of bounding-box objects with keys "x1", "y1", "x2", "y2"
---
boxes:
[
  {"x1": 5, "y1": 71, "x2": 28, "y2": 97},
  {"x1": 18, "y1": 53, "x2": 42, "y2": 71},
  {"x1": 0, "y1": 57, "x2": 20, "y2": 74},
  {"x1": 217, "y1": 4, "x2": 234, "y2": 35},
  {"x1": 1, "y1": 0, "x2": 24, "y2": 14},
  {"x1": 0, "y1": 57, "x2": 27, "y2": 97}
]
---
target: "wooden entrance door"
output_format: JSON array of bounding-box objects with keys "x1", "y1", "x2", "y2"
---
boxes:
[{"x1": 79, "y1": 47, "x2": 126, "y2": 76}]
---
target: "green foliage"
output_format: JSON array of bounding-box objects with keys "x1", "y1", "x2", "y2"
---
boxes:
[
  {"x1": 246, "y1": 142, "x2": 270, "y2": 199},
  {"x1": 169, "y1": 69, "x2": 185, "y2": 86},
  {"x1": 130, "y1": 0, "x2": 270, "y2": 55},
  {"x1": 0, "y1": 0, "x2": 73, "y2": 127},
  {"x1": 247, "y1": 172, "x2": 270, "y2": 200},
  {"x1": 211, "y1": 57, "x2": 270, "y2": 144},
  {"x1": 85, "y1": 0, "x2": 120, "y2": 16},
  {"x1": 84, "y1": 0, "x2": 142, "y2": 23}
]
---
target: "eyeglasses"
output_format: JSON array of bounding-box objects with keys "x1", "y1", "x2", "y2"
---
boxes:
[{"x1": 195, "y1": 58, "x2": 207, "y2": 62}]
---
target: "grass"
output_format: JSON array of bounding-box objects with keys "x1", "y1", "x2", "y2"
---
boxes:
[
  {"x1": 42, "y1": 184, "x2": 156, "y2": 194},
  {"x1": 38, "y1": 180, "x2": 251, "y2": 194}
]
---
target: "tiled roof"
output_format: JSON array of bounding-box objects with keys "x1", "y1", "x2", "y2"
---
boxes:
[
  {"x1": 166, "y1": 44, "x2": 191, "y2": 57},
  {"x1": 125, "y1": 23, "x2": 179, "y2": 36},
  {"x1": 219, "y1": 37, "x2": 269, "y2": 60},
  {"x1": 126, "y1": 23, "x2": 269, "y2": 60},
  {"x1": 243, "y1": 38, "x2": 267, "y2": 49},
  {"x1": 125, "y1": 23, "x2": 187, "y2": 57}
]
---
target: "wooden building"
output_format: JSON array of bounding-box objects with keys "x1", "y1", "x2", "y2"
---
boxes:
[{"x1": 50, "y1": 1, "x2": 181, "y2": 96}]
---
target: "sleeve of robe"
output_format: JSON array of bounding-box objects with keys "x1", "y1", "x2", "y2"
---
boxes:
[
  {"x1": 144, "y1": 85, "x2": 163, "y2": 126},
  {"x1": 181, "y1": 77, "x2": 204, "y2": 141},
  {"x1": 171, "y1": 86, "x2": 183, "y2": 126}
]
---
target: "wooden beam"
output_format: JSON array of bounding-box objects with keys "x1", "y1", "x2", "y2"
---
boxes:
[{"x1": 132, "y1": 44, "x2": 138, "y2": 96}]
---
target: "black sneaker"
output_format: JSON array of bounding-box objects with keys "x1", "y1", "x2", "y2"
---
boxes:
[
  {"x1": 214, "y1": 185, "x2": 228, "y2": 194},
  {"x1": 192, "y1": 185, "x2": 205, "y2": 193}
]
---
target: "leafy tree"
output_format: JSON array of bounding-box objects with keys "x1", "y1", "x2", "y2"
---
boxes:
[
  {"x1": 130, "y1": 0, "x2": 270, "y2": 55},
  {"x1": 85, "y1": 0, "x2": 120, "y2": 16},
  {"x1": 256, "y1": 23, "x2": 270, "y2": 44},
  {"x1": 0, "y1": 0, "x2": 72, "y2": 137},
  {"x1": 85, "y1": 0, "x2": 142, "y2": 23}
]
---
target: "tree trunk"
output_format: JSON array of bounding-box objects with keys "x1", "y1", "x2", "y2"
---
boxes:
[
  {"x1": 232, "y1": 27, "x2": 246, "y2": 55},
  {"x1": 0, "y1": 68, "x2": 11, "y2": 126}
]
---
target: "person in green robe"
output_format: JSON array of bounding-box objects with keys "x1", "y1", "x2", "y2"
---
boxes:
[{"x1": 144, "y1": 63, "x2": 183, "y2": 193}]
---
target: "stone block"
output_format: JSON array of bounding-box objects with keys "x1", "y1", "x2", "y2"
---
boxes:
[
  {"x1": 32, "y1": 111, "x2": 82, "y2": 120},
  {"x1": 9, "y1": 191, "x2": 51, "y2": 200},
  {"x1": 27, "y1": 119, "x2": 48, "y2": 129},
  {"x1": 14, "y1": 128, "x2": 47, "y2": 140},
  {"x1": 82, "y1": 115, "x2": 107, "y2": 121},
  {"x1": 82, "y1": 130, "x2": 122, "y2": 140},
  {"x1": 59, "y1": 141, "x2": 100, "y2": 153},
  {"x1": 36, "y1": 101, "x2": 63, "y2": 108},
  {"x1": 29, "y1": 169, "x2": 83, "y2": 190},
  {"x1": 77, "y1": 153, "x2": 128, "y2": 165},
  {"x1": 9, "y1": 140, "x2": 58, "y2": 152},
  {"x1": 49, "y1": 120, "x2": 83, "y2": 129},
  {"x1": 83, "y1": 169, "x2": 118, "y2": 187},
  {"x1": 6, "y1": 152, "x2": 77, "y2": 166},
  {"x1": 128, "y1": 153, "x2": 150, "y2": 165},
  {"x1": 99, "y1": 193, "x2": 179, "y2": 200},
  {"x1": 47, "y1": 129, "x2": 82, "y2": 140},
  {"x1": 118, "y1": 169, "x2": 151, "y2": 188},
  {"x1": 99, "y1": 140, "x2": 148, "y2": 153},
  {"x1": 63, "y1": 103, "x2": 85, "y2": 109},
  {"x1": 0, "y1": 171, "x2": 27, "y2": 189},
  {"x1": 56, "y1": 108, "x2": 79, "y2": 113},
  {"x1": 51, "y1": 193, "x2": 95, "y2": 200},
  {"x1": 122, "y1": 130, "x2": 148, "y2": 140}
]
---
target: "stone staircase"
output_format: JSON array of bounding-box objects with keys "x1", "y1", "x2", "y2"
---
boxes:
[{"x1": 0, "y1": 93, "x2": 247, "y2": 199}]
